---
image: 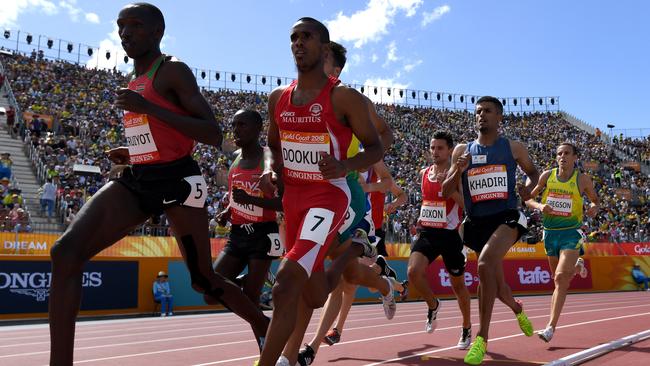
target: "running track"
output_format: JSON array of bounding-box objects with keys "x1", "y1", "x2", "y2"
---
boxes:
[{"x1": 1, "y1": 292, "x2": 649, "y2": 365}]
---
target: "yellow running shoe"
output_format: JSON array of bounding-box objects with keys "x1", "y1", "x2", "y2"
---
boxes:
[
  {"x1": 464, "y1": 335, "x2": 487, "y2": 365},
  {"x1": 515, "y1": 300, "x2": 533, "y2": 336}
]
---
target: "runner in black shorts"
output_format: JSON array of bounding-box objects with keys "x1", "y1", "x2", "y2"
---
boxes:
[
  {"x1": 211, "y1": 109, "x2": 283, "y2": 308},
  {"x1": 48, "y1": 5, "x2": 268, "y2": 365},
  {"x1": 443, "y1": 96, "x2": 540, "y2": 365},
  {"x1": 408, "y1": 131, "x2": 472, "y2": 350}
]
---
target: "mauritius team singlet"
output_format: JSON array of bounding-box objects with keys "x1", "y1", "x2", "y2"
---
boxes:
[
  {"x1": 461, "y1": 137, "x2": 518, "y2": 217},
  {"x1": 124, "y1": 55, "x2": 195, "y2": 164},
  {"x1": 228, "y1": 152, "x2": 277, "y2": 225},
  {"x1": 275, "y1": 76, "x2": 354, "y2": 187},
  {"x1": 419, "y1": 166, "x2": 462, "y2": 230}
]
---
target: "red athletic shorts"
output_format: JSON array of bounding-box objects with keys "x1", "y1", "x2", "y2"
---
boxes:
[{"x1": 282, "y1": 180, "x2": 350, "y2": 275}]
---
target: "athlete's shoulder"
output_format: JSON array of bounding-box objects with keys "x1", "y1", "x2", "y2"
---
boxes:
[
  {"x1": 158, "y1": 56, "x2": 192, "y2": 74},
  {"x1": 269, "y1": 86, "x2": 290, "y2": 106},
  {"x1": 331, "y1": 83, "x2": 364, "y2": 101}
]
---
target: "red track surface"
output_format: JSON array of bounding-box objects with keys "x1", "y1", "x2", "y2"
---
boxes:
[{"x1": 1, "y1": 291, "x2": 649, "y2": 365}]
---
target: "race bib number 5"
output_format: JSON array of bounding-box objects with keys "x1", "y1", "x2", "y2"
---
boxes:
[
  {"x1": 182, "y1": 175, "x2": 207, "y2": 208},
  {"x1": 299, "y1": 208, "x2": 335, "y2": 246}
]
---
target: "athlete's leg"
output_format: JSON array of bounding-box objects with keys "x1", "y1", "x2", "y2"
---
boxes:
[
  {"x1": 407, "y1": 252, "x2": 437, "y2": 309},
  {"x1": 334, "y1": 280, "x2": 358, "y2": 331},
  {"x1": 245, "y1": 259, "x2": 273, "y2": 306},
  {"x1": 547, "y1": 249, "x2": 580, "y2": 328},
  {"x1": 283, "y1": 294, "x2": 314, "y2": 364},
  {"x1": 475, "y1": 224, "x2": 519, "y2": 341},
  {"x1": 165, "y1": 206, "x2": 269, "y2": 341},
  {"x1": 213, "y1": 251, "x2": 246, "y2": 282},
  {"x1": 450, "y1": 275, "x2": 472, "y2": 329},
  {"x1": 49, "y1": 182, "x2": 150, "y2": 365},
  {"x1": 343, "y1": 260, "x2": 390, "y2": 296},
  {"x1": 307, "y1": 281, "x2": 345, "y2": 353}
]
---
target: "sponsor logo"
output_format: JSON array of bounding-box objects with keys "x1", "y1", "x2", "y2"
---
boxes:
[
  {"x1": 517, "y1": 266, "x2": 551, "y2": 285},
  {"x1": 309, "y1": 103, "x2": 323, "y2": 116},
  {"x1": 280, "y1": 111, "x2": 295, "y2": 117},
  {"x1": 0, "y1": 271, "x2": 102, "y2": 302},
  {"x1": 634, "y1": 244, "x2": 650, "y2": 254},
  {"x1": 439, "y1": 268, "x2": 478, "y2": 287},
  {"x1": 4, "y1": 240, "x2": 48, "y2": 251}
]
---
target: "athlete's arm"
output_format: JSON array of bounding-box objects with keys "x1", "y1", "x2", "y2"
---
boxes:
[
  {"x1": 115, "y1": 60, "x2": 222, "y2": 146},
  {"x1": 231, "y1": 189, "x2": 283, "y2": 211},
  {"x1": 510, "y1": 140, "x2": 540, "y2": 201},
  {"x1": 442, "y1": 143, "x2": 468, "y2": 198},
  {"x1": 360, "y1": 161, "x2": 392, "y2": 193},
  {"x1": 579, "y1": 172, "x2": 600, "y2": 217},
  {"x1": 363, "y1": 95, "x2": 394, "y2": 151},
  {"x1": 385, "y1": 181, "x2": 407, "y2": 214},
  {"x1": 524, "y1": 169, "x2": 552, "y2": 213},
  {"x1": 321, "y1": 86, "x2": 382, "y2": 179},
  {"x1": 260, "y1": 88, "x2": 285, "y2": 196}
]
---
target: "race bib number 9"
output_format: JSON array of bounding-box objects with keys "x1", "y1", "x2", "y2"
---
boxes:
[
  {"x1": 123, "y1": 112, "x2": 160, "y2": 164},
  {"x1": 299, "y1": 208, "x2": 335, "y2": 246},
  {"x1": 182, "y1": 175, "x2": 207, "y2": 208},
  {"x1": 467, "y1": 165, "x2": 508, "y2": 203},
  {"x1": 267, "y1": 233, "x2": 285, "y2": 257}
]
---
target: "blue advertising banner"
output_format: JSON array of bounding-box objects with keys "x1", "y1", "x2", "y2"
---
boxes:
[{"x1": 0, "y1": 260, "x2": 139, "y2": 314}]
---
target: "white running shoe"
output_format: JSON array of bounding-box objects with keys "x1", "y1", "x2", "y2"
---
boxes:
[
  {"x1": 457, "y1": 327, "x2": 472, "y2": 350},
  {"x1": 576, "y1": 257, "x2": 588, "y2": 279},
  {"x1": 425, "y1": 298, "x2": 440, "y2": 333},
  {"x1": 381, "y1": 276, "x2": 396, "y2": 320},
  {"x1": 537, "y1": 325, "x2": 555, "y2": 343},
  {"x1": 275, "y1": 355, "x2": 291, "y2": 366}
]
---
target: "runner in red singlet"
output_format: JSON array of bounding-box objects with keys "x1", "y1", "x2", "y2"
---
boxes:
[
  {"x1": 208, "y1": 109, "x2": 283, "y2": 308},
  {"x1": 257, "y1": 17, "x2": 383, "y2": 366},
  {"x1": 48, "y1": 4, "x2": 268, "y2": 365},
  {"x1": 407, "y1": 131, "x2": 472, "y2": 350}
]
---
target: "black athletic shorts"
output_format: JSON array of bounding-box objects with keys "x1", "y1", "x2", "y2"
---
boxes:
[
  {"x1": 461, "y1": 209, "x2": 528, "y2": 254},
  {"x1": 114, "y1": 156, "x2": 208, "y2": 215},
  {"x1": 411, "y1": 227, "x2": 466, "y2": 277},
  {"x1": 223, "y1": 221, "x2": 281, "y2": 260}
]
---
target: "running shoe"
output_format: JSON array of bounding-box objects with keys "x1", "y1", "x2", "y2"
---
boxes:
[
  {"x1": 274, "y1": 355, "x2": 290, "y2": 366},
  {"x1": 515, "y1": 300, "x2": 534, "y2": 336},
  {"x1": 297, "y1": 344, "x2": 315, "y2": 366},
  {"x1": 398, "y1": 280, "x2": 409, "y2": 302},
  {"x1": 537, "y1": 325, "x2": 554, "y2": 343},
  {"x1": 576, "y1": 257, "x2": 588, "y2": 279},
  {"x1": 463, "y1": 335, "x2": 487, "y2": 365},
  {"x1": 323, "y1": 328, "x2": 341, "y2": 345},
  {"x1": 425, "y1": 298, "x2": 440, "y2": 333},
  {"x1": 457, "y1": 327, "x2": 472, "y2": 350},
  {"x1": 352, "y1": 228, "x2": 377, "y2": 258},
  {"x1": 381, "y1": 276, "x2": 396, "y2": 320},
  {"x1": 376, "y1": 255, "x2": 398, "y2": 279}
]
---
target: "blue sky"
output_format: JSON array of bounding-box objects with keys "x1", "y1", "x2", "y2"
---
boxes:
[{"x1": 1, "y1": 0, "x2": 648, "y2": 134}]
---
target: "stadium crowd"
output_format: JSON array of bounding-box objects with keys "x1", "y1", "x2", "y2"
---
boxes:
[{"x1": 1, "y1": 52, "x2": 648, "y2": 242}]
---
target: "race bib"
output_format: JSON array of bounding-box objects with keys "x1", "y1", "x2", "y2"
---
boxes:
[
  {"x1": 280, "y1": 130, "x2": 329, "y2": 181},
  {"x1": 182, "y1": 175, "x2": 207, "y2": 208},
  {"x1": 299, "y1": 208, "x2": 335, "y2": 246},
  {"x1": 545, "y1": 192, "x2": 572, "y2": 216},
  {"x1": 338, "y1": 206, "x2": 356, "y2": 234},
  {"x1": 230, "y1": 183, "x2": 263, "y2": 220},
  {"x1": 467, "y1": 165, "x2": 508, "y2": 203},
  {"x1": 124, "y1": 112, "x2": 160, "y2": 163},
  {"x1": 267, "y1": 232, "x2": 285, "y2": 257},
  {"x1": 419, "y1": 200, "x2": 446, "y2": 228}
]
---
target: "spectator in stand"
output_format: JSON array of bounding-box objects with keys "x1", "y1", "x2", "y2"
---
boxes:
[
  {"x1": 0, "y1": 152, "x2": 12, "y2": 179},
  {"x1": 3, "y1": 189, "x2": 23, "y2": 209},
  {"x1": 10, "y1": 207, "x2": 32, "y2": 232},
  {"x1": 39, "y1": 177, "x2": 58, "y2": 221},
  {"x1": 153, "y1": 271, "x2": 174, "y2": 317},
  {"x1": 631, "y1": 264, "x2": 650, "y2": 291},
  {"x1": 0, "y1": 177, "x2": 9, "y2": 200}
]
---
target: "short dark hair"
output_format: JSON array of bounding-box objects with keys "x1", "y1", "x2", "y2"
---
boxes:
[
  {"x1": 131, "y1": 3, "x2": 165, "y2": 31},
  {"x1": 296, "y1": 17, "x2": 330, "y2": 43},
  {"x1": 559, "y1": 142, "x2": 579, "y2": 156},
  {"x1": 476, "y1": 96, "x2": 503, "y2": 115},
  {"x1": 432, "y1": 130, "x2": 454, "y2": 148},
  {"x1": 235, "y1": 109, "x2": 263, "y2": 128},
  {"x1": 329, "y1": 41, "x2": 347, "y2": 69}
]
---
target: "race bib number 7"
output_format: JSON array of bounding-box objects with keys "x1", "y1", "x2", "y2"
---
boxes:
[{"x1": 299, "y1": 208, "x2": 335, "y2": 246}]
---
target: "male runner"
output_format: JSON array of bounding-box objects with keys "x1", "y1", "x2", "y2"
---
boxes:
[
  {"x1": 210, "y1": 109, "x2": 283, "y2": 306},
  {"x1": 258, "y1": 18, "x2": 383, "y2": 366},
  {"x1": 443, "y1": 96, "x2": 539, "y2": 365},
  {"x1": 525, "y1": 142, "x2": 599, "y2": 342},
  {"x1": 408, "y1": 130, "x2": 472, "y2": 349},
  {"x1": 48, "y1": 4, "x2": 268, "y2": 365}
]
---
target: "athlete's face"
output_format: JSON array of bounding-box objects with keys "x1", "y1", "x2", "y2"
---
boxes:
[
  {"x1": 117, "y1": 6, "x2": 162, "y2": 58},
  {"x1": 475, "y1": 102, "x2": 501, "y2": 134},
  {"x1": 430, "y1": 138, "x2": 451, "y2": 165},
  {"x1": 290, "y1": 22, "x2": 326, "y2": 72},
  {"x1": 323, "y1": 50, "x2": 341, "y2": 77},
  {"x1": 232, "y1": 113, "x2": 260, "y2": 148},
  {"x1": 556, "y1": 144, "x2": 577, "y2": 170}
]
